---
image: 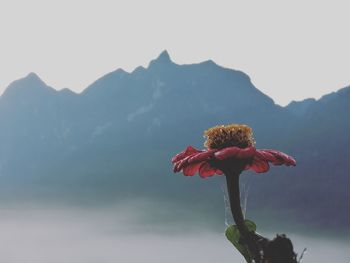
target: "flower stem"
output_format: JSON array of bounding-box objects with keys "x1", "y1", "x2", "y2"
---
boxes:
[
  {"x1": 225, "y1": 171, "x2": 259, "y2": 262},
  {"x1": 225, "y1": 172, "x2": 247, "y2": 234}
]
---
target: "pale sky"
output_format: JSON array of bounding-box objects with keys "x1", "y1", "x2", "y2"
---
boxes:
[{"x1": 0, "y1": 0, "x2": 349, "y2": 106}]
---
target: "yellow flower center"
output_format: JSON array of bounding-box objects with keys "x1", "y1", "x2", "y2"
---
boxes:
[{"x1": 204, "y1": 124, "x2": 255, "y2": 149}]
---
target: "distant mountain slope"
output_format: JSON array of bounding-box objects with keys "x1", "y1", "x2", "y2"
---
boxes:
[
  {"x1": 285, "y1": 98, "x2": 316, "y2": 116},
  {"x1": 0, "y1": 51, "x2": 348, "y2": 231},
  {"x1": 253, "y1": 85, "x2": 350, "y2": 229}
]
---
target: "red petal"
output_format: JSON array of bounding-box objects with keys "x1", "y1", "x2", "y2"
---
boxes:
[
  {"x1": 216, "y1": 169, "x2": 224, "y2": 175},
  {"x1": 257, "y1": 149, "x2": 296, "y2": 166},
  {"x1": 188, "y1": 149, "x2": 216, "y2": 163},
  {"x1": 172, "y1": 146, "x2": 202, "y2": 163},
  {"x1": 247, "y1": 155, "x2": 270, "y2": 173},
  {"x1": 173, "y1": 156, "x2": 190, "y2": 172},
  {"x1": 255, "y1": 150, "x2": 275, "y2": 162},
  {"x1": 183, "y1": 162, "x2": 204, "y2": 176},
  {"x1": 214, "y1": 146, "x2": 256, "y2": 161},
  {"x1": 199, "y1": 162, "x2": 217, "y2": 178},
  {"x1": 245, "y1": 149, "x2": 296, "y2": 173}
]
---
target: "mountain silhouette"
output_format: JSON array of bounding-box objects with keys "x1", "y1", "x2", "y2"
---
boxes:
[{"x1": 0, "y1": 51, "x2": 348, "y2": 232}]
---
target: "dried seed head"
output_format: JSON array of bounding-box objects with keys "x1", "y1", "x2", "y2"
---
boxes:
[{"x1": 204, "y1": 124, "x2": 255, "y2": 149}]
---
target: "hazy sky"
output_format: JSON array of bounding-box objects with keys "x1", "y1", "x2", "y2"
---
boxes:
[{"x1": 0, "y1": 0, "x2": 349, "y2": 105}]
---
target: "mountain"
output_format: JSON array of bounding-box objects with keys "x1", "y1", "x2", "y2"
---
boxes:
[
  {"x1": 286, "y1": 98, "x2": 316, "y2": 116},
  {"x1": 0, "y1": 51, "x2": 349, "y2": 232}
]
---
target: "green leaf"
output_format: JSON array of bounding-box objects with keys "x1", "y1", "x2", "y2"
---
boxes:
[
  {"x1": 225, "y1": 220, "x2": 257, "y2": 263},
  {"x1": 243, "y1": 219, "x2": 257, "y2": 232}
]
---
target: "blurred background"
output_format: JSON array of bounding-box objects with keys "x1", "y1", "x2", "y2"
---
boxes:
[{"x1": 0, "y1": 1, "x2": 349, "y2": 262}]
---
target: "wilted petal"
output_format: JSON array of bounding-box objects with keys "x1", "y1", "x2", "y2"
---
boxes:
[
  {"x1": 172, "y1": 146, "x2": 202, "y2": 163},
  {"x1": 214, "y1": 146, "x2": 256, "y2": 160},
  {"x1": 199, "y1": 162, "x2": 217, "y2": 178}
]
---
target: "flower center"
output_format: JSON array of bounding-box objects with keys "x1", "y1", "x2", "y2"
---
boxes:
[{"x1": 204, "y1": 124, "x2": 255, "y2": 149}]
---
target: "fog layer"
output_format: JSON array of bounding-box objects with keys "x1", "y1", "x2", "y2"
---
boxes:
[{"x1": 0, "y1": 206, "x2": 348, "y2": 263}]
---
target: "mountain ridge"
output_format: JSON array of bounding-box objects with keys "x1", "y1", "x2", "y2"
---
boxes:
[
  {"x1": 3, "y1": 52, "x2": 346, "y2": 108},
  {"x1": 0, "y1": 51, "x2": 348, "y2": 231}
]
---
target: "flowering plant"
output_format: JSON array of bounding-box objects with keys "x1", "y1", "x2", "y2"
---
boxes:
[{"x1": 172, "y1": 124, "x2": 298, "y2": 263}]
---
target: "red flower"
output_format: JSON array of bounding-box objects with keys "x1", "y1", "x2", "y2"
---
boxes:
[{"x1": 172, "y1": 145, "x2": 296, "y2": 178}]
